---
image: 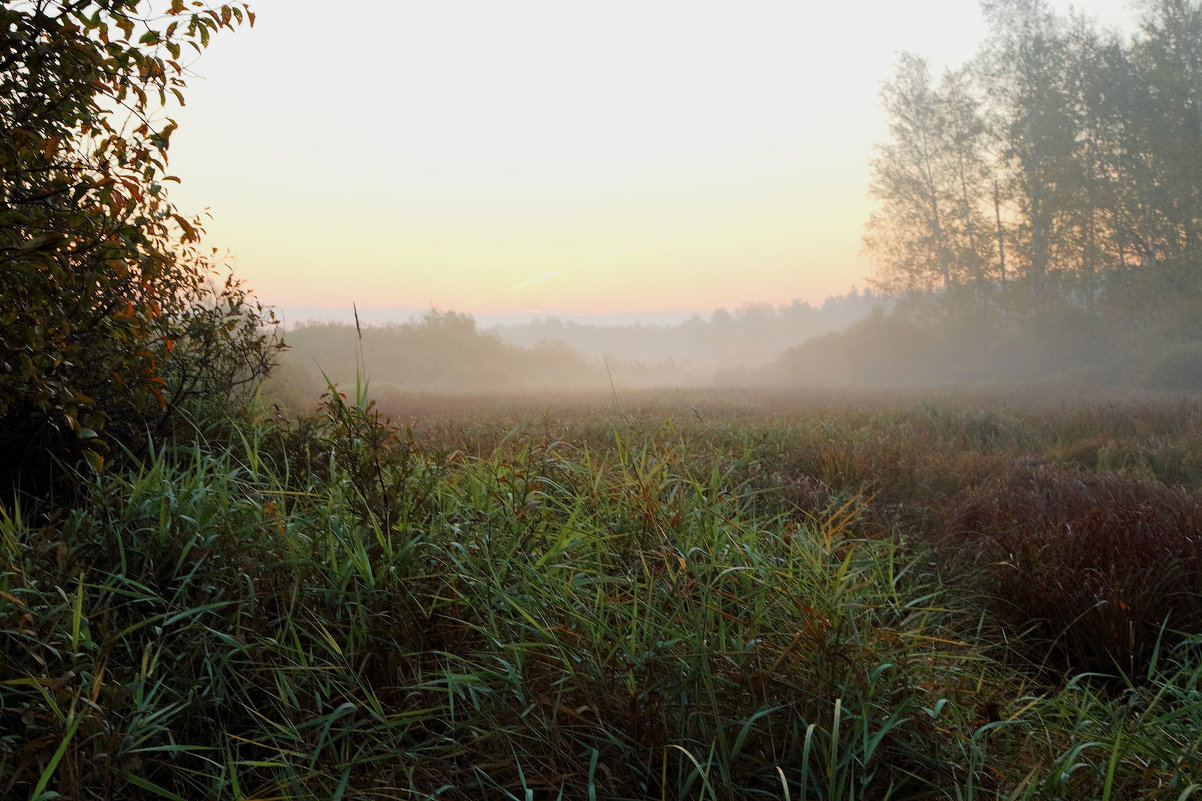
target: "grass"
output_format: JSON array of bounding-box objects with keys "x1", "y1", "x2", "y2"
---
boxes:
[{"x1": 3, "y1": 386, "x2": 1202, "y2": 798}]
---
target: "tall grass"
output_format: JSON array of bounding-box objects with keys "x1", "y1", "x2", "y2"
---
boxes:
[{"x1": 3, "y1": 389, "x2": 1201, "y2": 798}]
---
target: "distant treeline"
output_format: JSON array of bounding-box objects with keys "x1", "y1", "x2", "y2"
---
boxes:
[
  {"x1": 271, "y1": 311, "x2": 691, "y2": 407},
  {"x1": 490, "y1": 289, "x2": 879, "y2": 368},
  {"x1": 759, "y1": 0, "x2": 1202, "y2": 389},
  {"x1": 271, "y1": 290, "x2": 880, "y2": 404}
]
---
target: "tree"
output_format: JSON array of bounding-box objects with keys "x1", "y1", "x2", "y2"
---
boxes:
[
  {"x1": 864, "y1": 55, "x2": 992, "y2": 309},
  {"x1": 0, "y1": 1, "x2": 276, "y2": 487},
  {"x1": 1056, "y1": 19, "x2": 1133, "y2": 300},
  {"x1": 865, "y1": 55, "x2": 950, "y2": 296},
  {"x1": 978, "y1": 0, "x2": 1081, "y2": 296},
  {"x1": 1129, "y1": 0, "x2": 1202, "y2": 292},
  {"x1": 940, "y1": 66, "x2": 995, "y2": 300}
]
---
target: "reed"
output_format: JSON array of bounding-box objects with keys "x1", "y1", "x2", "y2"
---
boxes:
[{"x1": 3, "y1": 388, "x2": 1201, "y2": 798}]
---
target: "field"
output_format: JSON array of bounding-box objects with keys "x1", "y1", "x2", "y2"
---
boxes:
[{"x1": 4, "y1": 385, "x2": 1202, "y2": 799}]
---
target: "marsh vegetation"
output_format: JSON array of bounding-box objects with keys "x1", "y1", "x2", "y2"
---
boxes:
[{"x1": 5, "y1": 385, "x2": 1202, "y2": 799}]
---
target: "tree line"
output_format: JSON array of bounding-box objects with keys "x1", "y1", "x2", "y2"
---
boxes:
[
  {"x1": 866, "y1": 0, "x2": 1202, "y2": 328},
  {"x1": 494, "y1": 288, "x2": 878, "y2": 368}
]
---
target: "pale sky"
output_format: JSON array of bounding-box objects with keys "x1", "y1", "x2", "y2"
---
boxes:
[{"x1": 165, "y1": 0, "x2": 1139, "y2": 319}]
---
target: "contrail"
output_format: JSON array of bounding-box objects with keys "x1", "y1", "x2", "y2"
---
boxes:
[{"x1": 471, "y1": 224, "x2": 689, "y2": 307}]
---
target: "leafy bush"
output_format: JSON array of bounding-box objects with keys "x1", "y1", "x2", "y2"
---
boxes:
[{"x1": 0, "y1": 1, "x2": 277, "y2": 493}]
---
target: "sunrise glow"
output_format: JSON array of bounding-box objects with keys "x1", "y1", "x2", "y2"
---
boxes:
[{"x1": 165, "y1": 0, "x2": 1137, "y2": 318}]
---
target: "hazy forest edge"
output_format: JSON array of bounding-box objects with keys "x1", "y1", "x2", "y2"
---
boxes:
[
  {"x1": 849, "y1": 0, "x2": 1202, "y2": 387},
  {"x1": 274, "y1": 0, "x2": 1202, "y2": 396},
  {"x1": 3, "y1": 2, "x2": 1202, "y2": 801}
]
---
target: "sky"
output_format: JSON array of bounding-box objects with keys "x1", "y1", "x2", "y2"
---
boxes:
[{"x1": 164, "y1": 0, "x2": 1140, "y2": 321}]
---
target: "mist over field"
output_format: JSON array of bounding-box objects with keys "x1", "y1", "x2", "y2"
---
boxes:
[
  {"x1": 265, "y1": 0, "x2": 1202, "y2": 401},
  {"x1": 268, "y1": 290, "x2": 881, "y2": 406},
  {"x1": 9, "y1": 1, "x2": 1202, "y2": 799}
]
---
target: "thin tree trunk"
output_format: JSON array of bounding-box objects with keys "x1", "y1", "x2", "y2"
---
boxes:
[{"x1": 994, "y1": 178, "x2": 1007, "y2": 298}]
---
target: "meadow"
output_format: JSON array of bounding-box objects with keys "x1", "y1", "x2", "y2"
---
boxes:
[{"x1": 3, "y1": 384, "x2": 1202, "y2": 800}]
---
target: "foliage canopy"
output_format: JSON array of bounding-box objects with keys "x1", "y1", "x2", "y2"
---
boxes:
[
  {"x1": 0, "y1": 1, "x2": 277, "y2": 486},
  {"x1": 866, "y1": 0, "x2": 1202, "y2": 323}
]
